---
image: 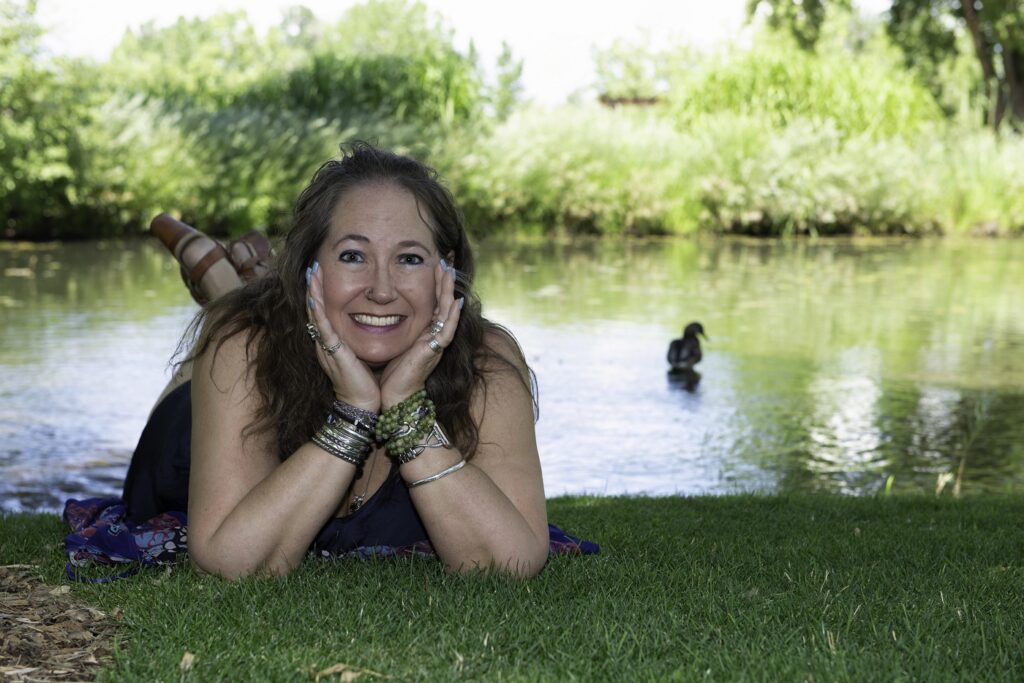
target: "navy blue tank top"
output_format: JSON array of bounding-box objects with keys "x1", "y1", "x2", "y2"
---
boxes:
[{"x1": 122, "y1": 381, "x2": 429, "y2": 554}]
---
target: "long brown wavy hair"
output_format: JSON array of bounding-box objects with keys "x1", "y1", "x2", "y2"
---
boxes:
[{"x1": 180, "y1": 142, "x2": 534, "y2": 460}]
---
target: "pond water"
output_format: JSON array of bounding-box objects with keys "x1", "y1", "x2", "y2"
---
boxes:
[{"x1": 1, "y1": 237, "x2": 1022, "y2": 512}]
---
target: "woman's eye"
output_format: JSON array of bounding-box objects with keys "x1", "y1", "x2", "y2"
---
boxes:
[
  {"x1": 339, "y1": 250, "x2": 364, "y2": 264},
  {"x1": 398, "y1": 254, "x2": 424, "y2": 265}
]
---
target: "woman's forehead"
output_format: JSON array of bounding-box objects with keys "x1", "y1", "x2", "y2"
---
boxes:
[{"x1": 327, "y1": 182, "x2": 436, "y2": 246}]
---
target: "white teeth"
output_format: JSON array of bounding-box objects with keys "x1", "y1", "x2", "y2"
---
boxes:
[{"x1": 353, "y1": 314, "x2": 402, "y2": 327}]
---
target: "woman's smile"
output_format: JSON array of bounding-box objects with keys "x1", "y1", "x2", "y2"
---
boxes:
[{"x1": 351, "y1": 313, "x2": 406, "y2": 332}]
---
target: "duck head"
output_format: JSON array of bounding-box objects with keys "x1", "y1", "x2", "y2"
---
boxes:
[{"x1": 683, "y1": 321, "x2": 706, "y2": 340}]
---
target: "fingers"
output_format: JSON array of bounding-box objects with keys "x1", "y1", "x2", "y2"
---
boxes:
[
  {"x1": 306, "y1": 263, "x2": 349, "y2": 364},
  {"x1": 429, "y1": 259, "x2": 460, "y2": 348}
]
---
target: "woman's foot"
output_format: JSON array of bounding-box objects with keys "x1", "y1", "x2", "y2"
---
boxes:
[
  {"x1": 150, "y1": 214, "x2": 243, "y2": 304},
  {"x1": 226, "y1": 231, "x2": 273, "y2": 282}
]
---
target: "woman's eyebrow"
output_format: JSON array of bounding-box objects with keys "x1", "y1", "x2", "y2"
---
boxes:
[
  {"x1": 397, "y1": 240, "x2": 431, "y2": 251},
  {"x1": 331, "y1": 233, "x2": 368, "y2": 249},
  {"x1": 329, "y1": 235, "x2": 432, "y2": 252}
]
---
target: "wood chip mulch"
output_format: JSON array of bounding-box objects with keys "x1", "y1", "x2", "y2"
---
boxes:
[{"x1": 0, "y1": 565, "x2": 118, "y2": 682}]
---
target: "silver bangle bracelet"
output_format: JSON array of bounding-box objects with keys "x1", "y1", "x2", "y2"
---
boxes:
[
  {"x1": 312, "y1": 424, "x2": 371, "y2": 466},
  {"x1": 406, "y1": 459, "x2": 466, "y2": 488}
]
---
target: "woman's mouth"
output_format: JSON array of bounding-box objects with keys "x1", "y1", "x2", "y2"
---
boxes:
[{"x1": 351, "y1": 313, "x2": 404, "y2": 331}]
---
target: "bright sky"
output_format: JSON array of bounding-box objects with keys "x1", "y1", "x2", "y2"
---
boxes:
[{"x1": 35, "y1": 0, "x2": 891, "y2": 104}]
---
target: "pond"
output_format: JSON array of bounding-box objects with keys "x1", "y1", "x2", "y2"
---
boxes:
[{"x1": 1, "y1": 237, "x2": 1022, "y2": 512}]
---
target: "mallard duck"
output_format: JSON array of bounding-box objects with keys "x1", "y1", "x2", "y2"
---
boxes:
[{"x1": 667, "y1": 322, "x2": 706, "y2": 372}]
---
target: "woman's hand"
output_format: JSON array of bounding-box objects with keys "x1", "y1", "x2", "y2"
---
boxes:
[
  {"x1": 379, "y1": 260, "x2": 463, "y2": 408},
  {"x1": 307, "y1": 261, "x2": 382, "y2": 412}
]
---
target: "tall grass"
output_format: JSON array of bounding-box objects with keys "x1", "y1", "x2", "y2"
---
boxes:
[
  {"x1": 664, "y1": 32, "x2": 944, "y2": 141},
  {"x1": 450, "y1": 105, "x2": 1024, "y2": 237},
  {"x1": 447, "y1": 107, "x2": 694, "y2": 236}
]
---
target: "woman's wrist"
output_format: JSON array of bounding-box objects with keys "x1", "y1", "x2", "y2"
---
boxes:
[{"x1": 333, "y1": 393, "x2": 379, "y2": 414}]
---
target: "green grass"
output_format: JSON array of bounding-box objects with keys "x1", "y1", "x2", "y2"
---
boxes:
[{"x1": 3, "y1": 496, "x2": 1023, "y2": 681}]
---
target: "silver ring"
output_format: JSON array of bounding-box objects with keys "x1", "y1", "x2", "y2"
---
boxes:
[
  {"x1": 429, "y1": 320, "x2": 444, "y2": 336},
  {"x1": 428, "y1": 338, "x2": 443, "y2": 354},
  {"x1": 306, "y1": 322, "x2": 322, "y2": 342},
  {"x1": 324, "y1": 340, "x2": 343, "y2": 355}
]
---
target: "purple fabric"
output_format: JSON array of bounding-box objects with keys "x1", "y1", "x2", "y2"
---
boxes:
[{"x1": 63, "y1": 497, "x2": 599, "y2": 581}]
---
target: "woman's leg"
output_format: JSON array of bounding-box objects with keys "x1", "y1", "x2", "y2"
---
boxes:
[
  {"x1": 149, "y1": 216, "x2": 247, "y2": 413},
  {"x1": 177, "y1": 235, "x2": 244, "y2": 302}
]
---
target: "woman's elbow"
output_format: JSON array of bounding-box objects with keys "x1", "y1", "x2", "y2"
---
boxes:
[
  {"x1": 189, "y1": 543, "x2": 298, "y2": 580},
  {"x1": 446, "y1": 542, "x2": 549, "y2": 579}
]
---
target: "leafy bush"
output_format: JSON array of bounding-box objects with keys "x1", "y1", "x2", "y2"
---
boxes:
[
  {"x1": 448, "y1": 106, "x2": 695, "y2": 236},
  {"x1": 665, "y1": 31, "x2": 944, "y2": 140}
]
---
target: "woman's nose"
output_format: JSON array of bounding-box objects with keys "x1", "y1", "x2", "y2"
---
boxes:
[{"x1": 365, "y1": 263, "x2": 397, "y2": 303}]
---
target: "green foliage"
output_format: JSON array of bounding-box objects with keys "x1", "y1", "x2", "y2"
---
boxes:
[
  {"x1": 245, "y1": 1, "x2": 487, "y2": 129},
  {"x1": 492, "y1": 41, "x2": 524, "y2": 121},
  {"x1": 1, "y1": 0, "x2": 495, "y2": 239},
  {"x1": 2, "y1": 0, "x2": 1022, "y2": 239},
  {"x1": 593, "y1": 34, "x2": 669, "y2": 102},
  {"x1": 449, "y1": 106, "x2": 694, "y2": 236},
  {"x1": 106, "y1": 12, "x2": 270, "y2": 109},
  {"x1": 0, "y1": 1, "x2": 113, "y2": 238},
  {"x1": 887, "y1": 0, "x2": 1024, "y2": 129},
  {"x1": 749, "y1": 0, "x2": 852, "y2": 50},
  {"x1": 665, "y1": 30, "x2": 945, "y2": 139},
  {"x1": 750, "y1": 0, "x2": 1024, "y2": 129}
]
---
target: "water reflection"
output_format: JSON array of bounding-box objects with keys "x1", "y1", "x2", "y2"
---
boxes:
[{"x1": 1, "y1": 237, "x2": 1023, "y2": 511}]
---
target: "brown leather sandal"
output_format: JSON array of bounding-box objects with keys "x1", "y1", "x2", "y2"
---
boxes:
[
  {"x1": 227, "y1": 231, "x2": 273, "y2": 281},
  {"x1": 150, "y1": 213, "x2": 231, "y2": 306}
]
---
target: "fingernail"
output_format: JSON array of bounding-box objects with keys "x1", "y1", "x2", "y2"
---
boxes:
[
  {"x1": 312, "y1": 260, "x2": 319, "y2": 273},
  {"x1": 305, "y1": 267, "x2": 311, "y2": 285},
  {"x1": 458, "y1": 298, "x2": 465, "y2": 310},
  {"x1": 308, "y1": 297, "x2": 316, "y2": 310}
]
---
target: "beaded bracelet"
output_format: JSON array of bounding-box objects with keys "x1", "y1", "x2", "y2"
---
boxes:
[
  {"x1": 375, "y1": 390, "x2": 429, "y2": 442},
  {"x1": 377, "y1": 390, "x2": 450, "y2": 464}
]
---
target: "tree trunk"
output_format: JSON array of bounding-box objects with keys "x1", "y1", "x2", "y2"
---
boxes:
[
  {"x1": 961, "y1": 0, "x2": 1001, "y2": 128},
  {"x1": 1001, "y1": 47, "x2": 1024, "y2": 127}
]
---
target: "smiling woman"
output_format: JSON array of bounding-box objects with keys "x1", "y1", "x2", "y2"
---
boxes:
[{"x1": 63, "y1": 142, "x2": 598, "y2": 581}]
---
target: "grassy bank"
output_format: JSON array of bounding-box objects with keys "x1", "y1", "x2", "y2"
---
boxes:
[{"x1": 3, "y1": 495, "x2": 1022, "y2": 681}]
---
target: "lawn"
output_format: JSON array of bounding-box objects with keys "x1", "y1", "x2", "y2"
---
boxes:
[{"x1": 2, "y1": 495, "x2": 1022, "y2": 681}]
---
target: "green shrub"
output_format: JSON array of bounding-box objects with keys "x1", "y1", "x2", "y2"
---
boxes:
[
  {"x1": 665, "y1": 32, "x2": 944, "y2": 140},
  {"x1": 448, "y1": 105, "x2": 696, "y2": 236}
]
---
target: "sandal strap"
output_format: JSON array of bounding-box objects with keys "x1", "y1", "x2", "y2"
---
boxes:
[
  {"x1": 187, "y1": 242, "x2": 230, "y2": 286},
  {"x1": 173, "y1": 232, "x2": 208, "y2": 262}
]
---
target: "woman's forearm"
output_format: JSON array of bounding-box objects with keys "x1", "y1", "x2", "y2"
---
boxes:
[
  {"x1": 401, "y1": 450, "x2": 549, "y2": 577},
  {"x1": 189, "y1": 444, "x2": 356, "y2": 578}
]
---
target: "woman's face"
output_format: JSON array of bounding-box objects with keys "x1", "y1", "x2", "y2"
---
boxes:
[{"x1": 315, "y1": 181, "x2": 441, "y2": 366}]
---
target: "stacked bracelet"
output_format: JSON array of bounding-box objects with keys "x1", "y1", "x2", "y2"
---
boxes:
[
  {"x1": 332, "y1": 399, "x2": 379, "y2": 434},
  {"x1": 313, "y1": 407, "x2": 376, "y2": 467}
]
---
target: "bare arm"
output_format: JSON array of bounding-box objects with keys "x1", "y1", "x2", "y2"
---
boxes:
[
  {"x1": 186, "y1": 332, "x2": 358, "y2": 578},
  {"x1": 399, "y1": 332, "x2": 550, "y2": 578}
]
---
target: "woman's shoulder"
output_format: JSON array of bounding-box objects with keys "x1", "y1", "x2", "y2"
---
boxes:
[
  {"x1": 194, "y1": 324, "x2": 263, "y2": 392},
  {"x1": 479, "y1": 323, "x2": 529, "y2": 376}
]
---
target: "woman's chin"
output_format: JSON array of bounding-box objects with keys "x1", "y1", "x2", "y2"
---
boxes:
[{"x1": 351, "y1": 345, "x2": 401, "y2": 369}]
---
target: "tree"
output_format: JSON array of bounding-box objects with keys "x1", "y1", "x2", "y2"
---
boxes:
[
  {"x1": 493, "y1": 41, "x2": 524, "y2": 121},
  {"x1": 0, "y1": 0, "x2": 110, "y2": 238},
  {"x1": 887, "y1": 0, "x2": 1023, "y2": 129},
  {"x1": 593, "y1": 35, "x2": 665, "y2": 106},
  {"x1": 747, "y1": 0, "x2": 851, "y2": 50},
  {"x1": 749, "y1": 0, "x2": 1024, "y2": 129}
]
